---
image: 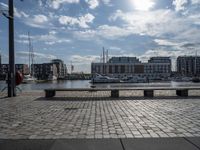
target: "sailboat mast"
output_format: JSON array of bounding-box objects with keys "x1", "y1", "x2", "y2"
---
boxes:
[
  {"x1": 28, "y1": 32, "x2": 31, "y2": 74},
  {"x1": 195, "y1": 50, "x2": 197, "y2": 76},
  {"x1": 103, "y1": 47, "x2": 105, "y2": 74},
  {"x1": 106, "y1": 49, "x2": 109, "y2": 62},
  {"x1": 28, "y1": 32, "x2": 34, "y2": 76},
  {"x1": 31, "y1": 45, "x2": 34, "y2": 76}
]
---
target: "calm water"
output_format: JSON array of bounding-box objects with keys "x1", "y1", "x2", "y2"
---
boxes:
[{"x1": 1, "y1": 80, "x2": 200, "y2": 91}]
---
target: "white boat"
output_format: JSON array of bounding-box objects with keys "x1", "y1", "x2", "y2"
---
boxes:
[
  {"x1": 22, "y1": 75, "x2": 36, "y2": 83},
  {"x1": 91, "y1": 74, "x2": 120, "y2": 83}
]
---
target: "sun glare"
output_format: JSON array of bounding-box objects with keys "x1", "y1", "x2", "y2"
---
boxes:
[{"x1": 130, "y1": 0, "x2": 155, "y2": 11}]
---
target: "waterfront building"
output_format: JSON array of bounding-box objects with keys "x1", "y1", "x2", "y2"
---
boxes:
[
  {"x1": 51, "y1": 59, "x2": 67, "y2": 79},
  {"x1": 32, "y1": 63, "x2": 58, "y2": 80},
  {"x1": 92, "y1": 57, "x2": 141, "y2": 76},
  {"x1": 177, "y1": 56, "x2": 200, "y2": 76},
  {"x1": 91, "y1": 57, "x2": 171, "y2": 80},
  {"x1": 0, "y1": 64, "x2": 29, "y2": 80},
  {"x1": 146, "y1": 57, "x2": 171, "y2": 80}
]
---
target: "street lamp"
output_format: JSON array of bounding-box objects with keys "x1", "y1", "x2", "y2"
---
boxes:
[
  {"x1": 0, "y1": 0, "x2": 15, "y2": 97},
  {"x1": 8, "y1": 0, "x2": 15, "y2": 97}
]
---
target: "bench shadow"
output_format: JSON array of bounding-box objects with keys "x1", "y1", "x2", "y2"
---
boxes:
[{"x1": 35, "y1": 96, "x2": 200, "y2": 101}]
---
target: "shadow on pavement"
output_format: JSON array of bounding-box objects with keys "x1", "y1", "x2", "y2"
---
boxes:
[{"x1": 35, "y1": 96, "x2": 200, "y2": 101}]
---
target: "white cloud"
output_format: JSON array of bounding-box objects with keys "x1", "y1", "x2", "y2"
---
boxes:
[
  {"x1": 84, "y1": 0, "x2": 111, "y2": 9},
  {"x1": 154, "y1": 39, "x2": 180, "y2": 47},
  {"x1": 2, "y1": 3, "x2": 49, "y2": 29},
  {"x1": 15, "y1": 39, "x2": 29, "y2": 44},
  {"x1": 75, "y1": 9, "x2": 191, "y2": 40},
  {"x1": 0, "y1": 2, "x2": 8, "y2": 9},
  {"x1": 23, "y1": 14, "x2": 51, "y2": 29},
  {"x1": 74, "y1": 25, "x2": 132, "y2": 40},
  {"x1": 85, "y1": 0, "x2": 99, "y2": 9},
  {"x1": 69, "y1": 55, "x2": 100, "y2": 72},
  {"x1": 33, "y1": 15, "x2": 48, "y2": 23},
  {"x1": 188, "y1": 14, "x2": 200, "y2": 25},
  {"x1": 109, "y1": 9, "x2": 190, "y2": 37},
  {"x1": 48, "y1": 0, "x2": 79, "y2": 9},
  {"x1": 73, "y1": 30, "x2": 96, "y2": 40},
  {"x1": 101, "y1": 0, "x2": 111, "y2": 5},
  {"x1": 131, "y1": 0, "x2": 155, "y2": 11},
  {"x1": 49, "y1": 30, "x2": 57, "y2": 35},
  {"x1": 191, "y1": 0, "x2": 200, "y2": 4},
  {"x1": 59, "y1": 13, "x2": 95, "y2": 28},
  {"x1": 174, "y1": 28, "x2": 200, "y2": 43},
  {"x1": 154, "y1": 39, "x2": 200, "y2": 54},
  {"x1": 73, "y1": 8, "x2": 200, "y2": 61},
  {"x1": 18, "y1": 32, "x2": 71, "y2": 45},
  {"x1": 69, "y1": 54, "x2": 100, "y2": 72},
  {"x1": 172, "y1": 0, "x2": 188, "y2": 11},
  {"x1": 71, "y1": 55, "x2": 99, "y2": 63},
  {"x1": 98, "y1": 25, "x2": 132, "y2": 39},
  {"x1": 16, "y1": 51, "x2": 57, "y2": 61},
  {"x1": 0, "y1": 3, "x2": 29, "y2": 18},
  {"x1": 140, "y1": 49, "x2": 175, "y2": 59},
  {"x1": 45, "y1": 38, "x2": 71, "y2": 45},
  {"x1": 109, "y1": 46, "x2": 121, "y2": 51},
  {"x1": 14, "y1": 8, "x2": 29, "y2": 18}
]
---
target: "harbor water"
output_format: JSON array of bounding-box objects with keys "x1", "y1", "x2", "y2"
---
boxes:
[{"x1": 1, "y1": 80, "x2": 200, "y2": 91}]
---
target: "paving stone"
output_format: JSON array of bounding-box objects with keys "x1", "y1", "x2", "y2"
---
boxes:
[{"x1": 0, "y1": 92, "x2": 199, "y2": 139}]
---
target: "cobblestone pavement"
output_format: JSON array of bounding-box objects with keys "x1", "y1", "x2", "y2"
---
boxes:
[{"x1": 0, "y1": 91, "x2": 200, "y2": 139}]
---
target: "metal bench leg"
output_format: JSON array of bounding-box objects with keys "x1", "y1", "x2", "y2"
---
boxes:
[
  {"x1": 144, "y1": 90, "x2": 154, "y2": 97},
  {"x1": 111, "y1": 90, "x2": 119, "y2": 98},
  {"x1": 176, "y1": 90, "x2": 188, "y2": 97},
  {"x1": 45, "y1": 90, "x2": 56, "y2": 98}
]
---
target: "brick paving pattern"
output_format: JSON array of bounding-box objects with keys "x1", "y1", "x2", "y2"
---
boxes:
[{"x1": 0, "y1": 91, "x2": 200, "y2": 139}]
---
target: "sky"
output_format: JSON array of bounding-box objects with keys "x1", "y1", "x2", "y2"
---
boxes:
[{"x1": 0, "y1": 0, "x2": 200, "y2": 73}]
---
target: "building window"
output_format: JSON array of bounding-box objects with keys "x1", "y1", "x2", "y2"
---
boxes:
[
  {"x1": 121, "y1": 65, "x2": 125, "y2": 73},
  {"x1": 115, "y1": 66, "x2": 118, "y2": 73}
]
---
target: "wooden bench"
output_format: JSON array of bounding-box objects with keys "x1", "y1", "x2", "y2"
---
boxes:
[{"x1": 44, "y1": 87, "x2": 200, "y2": 98}]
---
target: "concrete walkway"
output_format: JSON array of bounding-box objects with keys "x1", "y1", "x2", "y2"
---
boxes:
[{"x1": 0, "y1": 138, "x2": 200, "y2": 150}]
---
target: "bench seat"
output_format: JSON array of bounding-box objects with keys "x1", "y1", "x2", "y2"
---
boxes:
[{"x1": 44, "y1": 87, "x2": 199, "y2": 98}]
